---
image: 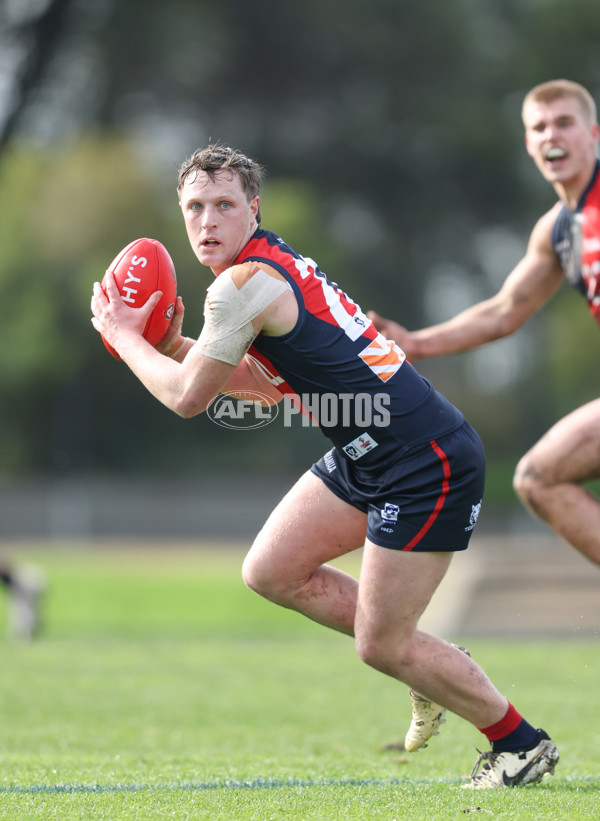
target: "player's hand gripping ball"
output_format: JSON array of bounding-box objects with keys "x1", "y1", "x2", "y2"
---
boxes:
[{"x1": 101, "y1": 238, "x2": 177, "y2": 360}]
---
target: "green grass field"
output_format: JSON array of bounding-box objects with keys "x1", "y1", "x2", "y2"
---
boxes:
[{"x1": 0, "y1": 543, "x2": 599, "y2": 820}]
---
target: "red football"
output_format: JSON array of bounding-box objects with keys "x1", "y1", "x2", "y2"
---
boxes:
[{"x1": 101, "y1": 238, "x2": 177, "y2": 360}]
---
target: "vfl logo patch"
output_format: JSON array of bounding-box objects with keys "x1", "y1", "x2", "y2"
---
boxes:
[
  {"x1": 342, "y1": 433, "x2": 378, "y2": 461},
  {"x1": 381, "y1": 503, "x2": 400, "y2": 523}
]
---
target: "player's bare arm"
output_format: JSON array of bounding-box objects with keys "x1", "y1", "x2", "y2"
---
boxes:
[
  {"x1": 370, "y1": 205, "x2": 565, "y2": 360},
  {"x1": 365, "y1": 311, "x2": 414, "y2": 355},
  {"x1": 92, "y1": 261, "x2": 294, "y2": 416}
]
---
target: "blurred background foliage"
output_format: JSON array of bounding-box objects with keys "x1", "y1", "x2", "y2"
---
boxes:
[{"x1": 0, "y1": 0, "x2": 598, "y2": 510}]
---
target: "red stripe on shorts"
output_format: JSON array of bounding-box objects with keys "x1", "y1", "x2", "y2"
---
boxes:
[{"x1": 402, "y1": 439, "x2": 451, "y2": 551}]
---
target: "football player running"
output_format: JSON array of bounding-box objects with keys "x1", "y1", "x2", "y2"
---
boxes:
[
  {"x1": 371, "y1": 79, "x2": 600, "y2": 566},
  {"x1": 370, "y1": 78, "x2": 600, "y2": 763},
  {"x1": 91, "y1": 143, "x2": 559, "y2": 789}
]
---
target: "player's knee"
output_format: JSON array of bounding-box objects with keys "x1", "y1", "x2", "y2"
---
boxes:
[
  {"x1": 241, "y1": 551, "x2": 273, "y2": 597},
  {"x1": 241, "y1": 549, "x2": 295, "y2": 603},
  {"x1": 355, "y1": 628, "x2": 413, "y2": 676},
  {"x1": 355, "y1": 635, "x2": 385, "y2": 672},
  {"x1": 513, "y1": 453, "x2": 542, "y2": 504}
]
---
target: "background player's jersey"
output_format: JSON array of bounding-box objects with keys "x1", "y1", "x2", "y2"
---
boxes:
[
  {"x1": 552, "y1": 159, "x2": 600, "y2": 325},
  {"x1": 237, "y1": 228, "x2": 464, "y2": 467}
]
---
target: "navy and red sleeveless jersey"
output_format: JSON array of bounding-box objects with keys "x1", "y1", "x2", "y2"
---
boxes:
[
  {"x1": 552, "y1": 159, "x2": 600, "y2": 325},
  {"x1": 237, "y1": 228, "x2": 464, "y2": 467}
]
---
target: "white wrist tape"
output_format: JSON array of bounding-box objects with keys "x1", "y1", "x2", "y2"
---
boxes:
[{"x1": 197, "y1": 266, "x2": 291, "y2": 365}]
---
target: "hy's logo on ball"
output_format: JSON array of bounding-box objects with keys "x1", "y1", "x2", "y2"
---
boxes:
[{"x1": 207, "y1": 390, "x2": 279, "y2": 430}]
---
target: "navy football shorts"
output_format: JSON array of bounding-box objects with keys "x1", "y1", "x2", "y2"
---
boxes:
[{"x1": 310, "y1": 421, "x2": 485, "y2": 552}]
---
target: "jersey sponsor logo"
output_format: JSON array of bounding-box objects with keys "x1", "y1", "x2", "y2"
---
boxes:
[
  {"x1": 358, "y1": 333, "x2": 406, "y2": 382},
  {"x1": 245, "y1": 233, "x2": 408, "y2": 386},
  {"x1": 342, "y1": 433, "x2": 379, "y2": 460},
  {"x1": 324, "y1": 450, "x2": 337, "y2": 473}
]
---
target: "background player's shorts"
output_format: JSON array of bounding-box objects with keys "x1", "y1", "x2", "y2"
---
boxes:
[{"x1": 310, "y1": 421, "x2": 485, "y2": 552}]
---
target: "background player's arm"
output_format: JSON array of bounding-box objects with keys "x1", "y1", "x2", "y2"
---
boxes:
[
  {"x1": 370, "y1": 206, "x2": 565, "y2": 359},
  {"x1": 220, "y1": 355, "x2": 284, "y2": 406}
]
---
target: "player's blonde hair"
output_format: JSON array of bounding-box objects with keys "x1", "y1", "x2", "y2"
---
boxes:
[
  {"x1": 522, "y1": 79, "x2": 598, "y2": 126},
  {"x1": 177, "y1": 143, "x2": 264, "y2": 223}
]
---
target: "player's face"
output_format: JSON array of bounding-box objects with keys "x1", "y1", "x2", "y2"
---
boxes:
[
  {"x1": 179, "y1": 170, "x2": 259, "y2": 275},
  {"x1": 523, "y1": 97, "x2": 600, "y2": 187}
]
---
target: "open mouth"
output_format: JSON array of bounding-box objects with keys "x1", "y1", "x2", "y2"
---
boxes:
[
  {"x1": 202, "y1": 239, "x2": 220, "y2": 247},
  {"x1": 545, "y1": 147, "x2": 567, "y2": 164}
]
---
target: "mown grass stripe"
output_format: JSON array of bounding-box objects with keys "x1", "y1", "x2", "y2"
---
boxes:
[
  {"x1": 2, "y1": 776, "x2": 594, "y2": 796},
  {"x1": 0, "y1": 776, "x2": 464, "y2": 794}
]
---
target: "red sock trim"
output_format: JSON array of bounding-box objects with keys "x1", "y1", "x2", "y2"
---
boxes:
[{"x1": 479, "y1": 703, "x2": 522, "y2": 741}]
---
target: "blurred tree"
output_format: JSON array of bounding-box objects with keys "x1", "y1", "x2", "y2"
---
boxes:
[
  {"x1": 0, "y1": 0, "x2": 74, "y2": 149},
  {"x1": 0, "y1": 0, "x2": 598, "y2": 504}
]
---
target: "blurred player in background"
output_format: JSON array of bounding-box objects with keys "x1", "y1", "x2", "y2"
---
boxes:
[
  {"x1": 370, "y1": 79, "x2": 600, "y2": 572},
  {"x1": 370, "y1": 79, "x2": 600, "y2": 755},
  {"x1": 0, "y1": 555, "x2": 44, "y2": 640},
  {"x1": 91, "y1": 143, "x2": 559, "y2": 789}
]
